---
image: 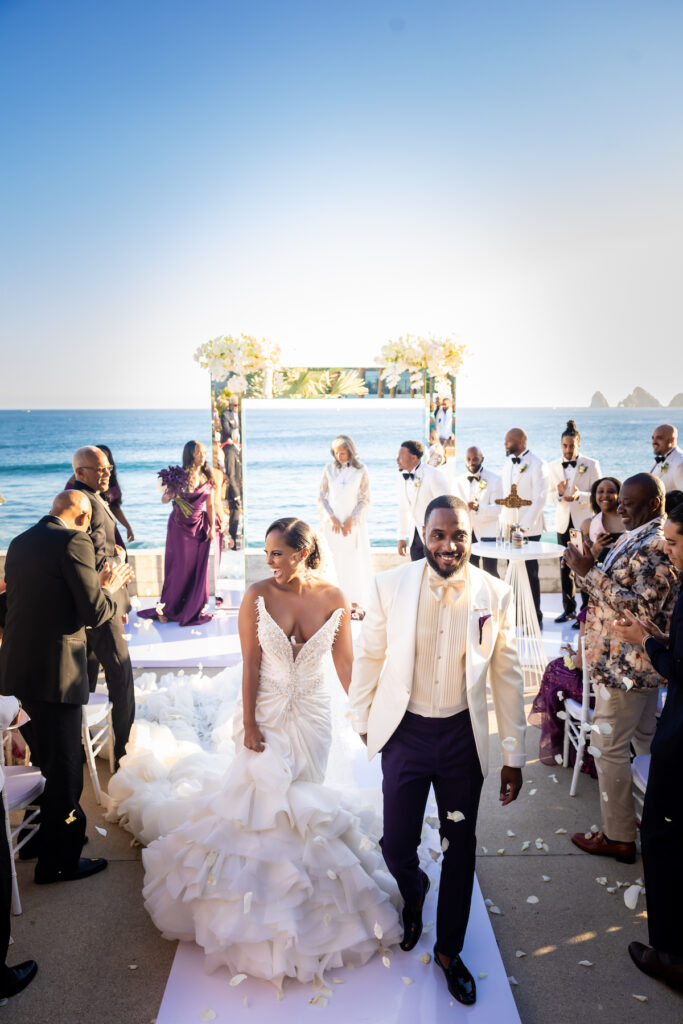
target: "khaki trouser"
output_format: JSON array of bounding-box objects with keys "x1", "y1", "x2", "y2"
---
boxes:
[{"x1": 592, "y1": 686, "x2": 659, "y2": 843}]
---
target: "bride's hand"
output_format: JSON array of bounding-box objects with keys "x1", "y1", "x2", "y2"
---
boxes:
[
  {"x1": 244, "y1": 723, "x2": 265, "y2": 752},
  {"x1": 331, "y1": 517, "x2": 342, "y2": 534}
]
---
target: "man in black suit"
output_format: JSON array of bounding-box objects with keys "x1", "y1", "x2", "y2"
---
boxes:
[
  {"x1": 72, "y1": 445, "x2": 135, "y2": 766},
  {"x1": 219, "y1": 396, "x2": 241, "y2": 446},
  {"x1": 0, "y1": 491, "x2": 130, "y2": 883},
  {"x1": 614, "y1": 501, "x2": 683, "y2": 991},
  {"x1": 222, "y1": 437, "x2": 242, "y2": 549}
]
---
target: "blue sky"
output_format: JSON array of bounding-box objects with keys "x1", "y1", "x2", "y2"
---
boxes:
[{"x1": 1, "y1": 0, "x2": 682, "y2": 408}]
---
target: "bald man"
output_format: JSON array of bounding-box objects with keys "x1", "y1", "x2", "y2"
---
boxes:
[
  {"x1": 500, "y1": 429, "x2": 549, "y2": 627},
  {"x1": 650, "y1": 424, "x2": 683, "y2": 492},
  {"x1": 72, "y1": 445, "x2": 134, "y2": 765},
  {"x1": 0, "y1": 492, "x2": 130, "y2": 883},
  {"x1": 453, "y1": 447, "x2": 503, "y2": 576}
]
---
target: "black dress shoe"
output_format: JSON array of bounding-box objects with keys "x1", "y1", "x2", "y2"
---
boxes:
[
  {"x1": 0, "y1": 960, "x2": 38, "y2": 999},
  {"x1": 629, "y1": 942, "x2": 683, "y2": 991},
  {"x1": 572, "y1": 620, "x2": 581, "y2": 629},
  {"x1": 555, "y1": 612, "x2": 576, "y2": 624},
  {"x1": 399, "y1": 870, "x2": 430, "y2": 951},
  {"x1": 433, "y1": 945, "x2": 476, "y2": 1005},
  {"x1": 34, "y1": 857, "x2": 107, "y2": 885}
]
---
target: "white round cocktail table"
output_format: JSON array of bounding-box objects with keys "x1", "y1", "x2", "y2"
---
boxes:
[{"x1": 471, "y1": 540, "x2": 566, "y2": 691}]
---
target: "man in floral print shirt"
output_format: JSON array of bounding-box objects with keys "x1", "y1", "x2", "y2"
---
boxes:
[{"x1": 565, "y1": 474, "x2": 679, "y2": 864}]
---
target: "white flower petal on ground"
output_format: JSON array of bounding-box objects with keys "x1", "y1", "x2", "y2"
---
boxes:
[
  {"x1": 587, "y1": 745, "x2": 602, "y2": 758},
  {"x1": 326, "y1": 870, "x2": 338, "y2": 880},
  {"x1": 373, "y1": 922, "x2": 383, "y2": 940},
  {"x1": 382, "y1": 956, "x2": 391, "y2": 968},
  {"x1": 521, "y1": 841, "x2": 530, "y2": 851},
  {"x1": 420, "y1": 953, "x2": 432, "y2": 964},
  {"x1": 478, "y1": 971, "x2": 488, "y2": 979},
  {"x1": 447, "y1": 810, "x2": 465, "y2": 822},
  {"x1": 488, "y1": 905, "x2": 503, "y2": 915},
  {"x1": 555, "y1": 754, "x2": 564, "y2": 764},
  {"x1": 95, "y1": 826, "x2": 107, "y2": 837},
  {"x1": 535, "y1": 838, "x2": 545, "y2": 850},
  {"x1": 200, "y1": 1008, "x2": 217, "y2": 1022},
  {"x1": 155, "y1": 603, "x2": 165, "y2": 615},
  {"x1": 632, "y1": 994, "x2": 648, "y2": 1002},
  {"x1": 601, "y1": 792, "x2": 609, "y2": 802},
  {"x1": 508, "y1": 975, "x2": 518, "y2": 985},
  {"x1": 665, "y1": 817, "x2": 672, "y2": 823},
  {"x1": 606, "y1": 887, "x2": 616, "y2": 894},
  {"x1": 229, "y1": 974, "x2": 247, "y2": 986},
  {"x1": 600, "y1": 722, "x2": 613, "y2": 736},
  {"x1": 481, "y1": 846, "x2": 488, "y2": 854},
  {"x1": 128, "y1": 964, "x2": 138, "y2": 970},
  {"x1": 549, "y1": 773, "x2": 559, "y2": 784},
  {"x1": 526, "y1": 896, "x2": 539, "y2": 904},
  {"x1": 555, "y1": 828, "x2": 567, "y2": 834},
  {"x1": 542, "y1": 875, "x2": 551, "y2": 882},
  {"x1": 401, "y1": 977, "x2": 414, "y2": 985},
  {"x1": 515, "y1": 950, "x2": 526, "y2": 958},
  {"x1": 556, "y1": 710, "x2": 567, "y2": 720},
  {"x1": 578, "y1": 960, "x2": 594, "y2": 967},
  {"x1": 484, "y1": 898, "x2": 494, "y2": 907},
  {"x1": 243, "y1": 891, "x2": 253, "y2": 914},
  {"x1": 529, "y1": 789, "x2": 537, "y2": 796},
  {"x1": 624, "y1": 884, "x2": 642, "y2": 910},
  {"x1": 595, "y1": 877, "x2": 607, "y2": 886},
  {"x1": 622, "y1": 678, "x2": 634, "y2": 691},
  {"x1": 441, "y1": 838, "x2": 450, "y2": 852},
  {"x1": 497, "y1": 849, "x2": 505, "y2": 855},
  {"x1": 332, "y1": 978, "x2": 343, "y2": 984},
  {"x1": 557, "y1": 690, "x2": 564, "y2": 701},
  {"x1": 502, "y1": 736, "x2": 518, "y2": 750},
  {"x1": 308, "y1": 995, "x2": 328, "y2": 1008},
  {"x1": 506, "y1": 830, "x2": 516, "y2": 837}
]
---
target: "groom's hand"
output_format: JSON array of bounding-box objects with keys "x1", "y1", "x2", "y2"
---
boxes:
[{"x1": 499, "y1": 767, "x2": 523, "y2": 806}]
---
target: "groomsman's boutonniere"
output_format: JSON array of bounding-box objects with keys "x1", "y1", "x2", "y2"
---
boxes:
[
  {"x1": 414, "y1": 478, "x2": 422, "y2": 490},
  {"x1": 478, "y1": 613, "x2": 492, "y2": 644},
  {"x1": 578, "y1": 463, "x2": 587, "y2": 475},
  {"x1": 661, "y1": 461, "x2": 670, "y2": 474},
  {"x1": 519, "y1": 463, "x2": 528, "y2": 475},
  {"x1": 478, "y1": 479, "x2": 488, "y2": 491}
]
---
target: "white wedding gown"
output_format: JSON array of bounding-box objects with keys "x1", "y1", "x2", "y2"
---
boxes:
[{"x1": 136, "y1": 598, "x2": 401, "y2": 985}]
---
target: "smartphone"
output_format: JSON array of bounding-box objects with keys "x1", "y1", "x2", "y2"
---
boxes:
[{"x1": 569, "y1": 528, "x2": 584, "y2": 555}]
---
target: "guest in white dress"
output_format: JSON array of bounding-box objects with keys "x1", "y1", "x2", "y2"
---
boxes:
[
  {"x1": 140, "y1": 518, "x2": 400, "y2": 988},
  {"x1": 318, "y1": 435, "x2": 373, "y2": 615}
]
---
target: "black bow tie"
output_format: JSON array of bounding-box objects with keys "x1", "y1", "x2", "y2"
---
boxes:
[
  {"x1": 511, "y1": 457, "x2": 522, "y2": 465},
  {"x1": 467, "y1": 475, "x2": 480, "y2": 482},
  {"x1": 562, "y1": 460, "x2": 577, "y2": 469},
  {"x1": 402, "y1": 471, "x2": 415, "y2": 480},
  {"x1": 654, "y1": 454, "x2": 665, "y2": 463}
]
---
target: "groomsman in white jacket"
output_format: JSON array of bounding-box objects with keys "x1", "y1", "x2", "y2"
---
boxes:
[
  {"x1": 453, "y1": 446, "x2": 503, "y2": 577},
  {"x1": 650, "y1": 424, "x2": 683, "y2": 492},
  {"x1": 349, "y1": 494, "x2": 526, "y2": 1006},
  {"x1": 500, "y1": 428, "x2": 549, "y2": 627},
  {"x1": 396, "y1": 440, "x2": 449, "y2": 561},
  {"x1": 548, "y1": 420, "x2": 601, "y2": 622}
]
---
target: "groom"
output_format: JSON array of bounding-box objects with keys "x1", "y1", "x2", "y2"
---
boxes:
[{"x1": 349, "y1": 495, "x2": 526, "y2": 1005}]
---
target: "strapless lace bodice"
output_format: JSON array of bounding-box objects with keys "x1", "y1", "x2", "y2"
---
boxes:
[{"x1": 256, "y1": 596, "x2": 344, "y2": 700}]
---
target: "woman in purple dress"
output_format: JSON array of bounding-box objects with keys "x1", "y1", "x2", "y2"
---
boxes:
[{"x1": 140, "y1": 441, "x2": 216, "y2": 627}]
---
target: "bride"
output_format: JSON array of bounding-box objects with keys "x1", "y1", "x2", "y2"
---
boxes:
[{"x1": 140, "y1": 517, "x2": 401, "y2": 986}]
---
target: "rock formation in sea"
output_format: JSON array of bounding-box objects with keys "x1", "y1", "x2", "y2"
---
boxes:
[
  {"x1": 618, "y1": 386, "x2": 662, "y2": 408},
  {"x1": 589, "y1": 391, "x2": 609, "y2": 409},
  {"x1": 668, "y1": 393, "x2": 683, "y2": 408}
]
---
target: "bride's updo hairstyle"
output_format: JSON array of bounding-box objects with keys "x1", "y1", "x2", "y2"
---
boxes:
[{"x1": 266, "y1": 517, "x2": 322, "y2": 570}]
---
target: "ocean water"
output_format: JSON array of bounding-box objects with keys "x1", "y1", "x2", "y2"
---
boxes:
[{"x1": 0, "y1": 405, "x2": 680, "y2": 550}]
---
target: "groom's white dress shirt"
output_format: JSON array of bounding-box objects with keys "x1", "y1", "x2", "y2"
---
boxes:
[
  {"x1": 397, "y1": 462, "x2": 450, "y2": 544},
  {"x1": 349, "y1": 560, "x2": 526, "y2": 776},
  {"x1": 409, "y1": 568, "x2": 469, "y2": 718}
]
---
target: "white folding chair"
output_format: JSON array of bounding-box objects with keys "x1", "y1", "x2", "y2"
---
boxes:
[
  {"x1": 3, "y1": 762, "x2": 46, "y2": 915},
  {"x1": 562, "y1": 637, "x2": 594, "y2": 797},
  {"x1": 631, "y1": 753, "x2": 650, "y2": 823},
  {"x1": 82, "y1": 693, "x2": 115, "y2": 805}
]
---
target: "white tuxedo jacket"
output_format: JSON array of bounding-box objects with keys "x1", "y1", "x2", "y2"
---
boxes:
[
  {"x1": 453, "y1": 467, "x2": 503, "y2": 539},
  {"x1": 397, "y1": 462, "x2": 450, "y2": 541},
  {"x1": 548, "y1": 453, "x2": 602, "y2": 533},
  {"x1": 348, "y1": 560, "x2": 526, "y2": 776},
  {"x1": 650, "y1": 446, "x2": 683, "y2": 491},
  {"x1": 500, "y1": 449, "x2": 549, "y2": 535}
]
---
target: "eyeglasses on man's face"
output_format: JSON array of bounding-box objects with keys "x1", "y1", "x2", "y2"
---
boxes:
[{"x1": 77, "y1": 465, "x2": 112, "y2": 474}]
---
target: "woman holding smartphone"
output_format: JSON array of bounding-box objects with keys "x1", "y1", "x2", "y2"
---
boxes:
[{"x1": 581, "y1": 477, "x2": 626, "y2": 565}]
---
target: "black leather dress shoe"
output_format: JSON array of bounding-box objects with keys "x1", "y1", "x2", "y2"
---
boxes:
[
  {"x1": 399, "y1": 870, "x2": 430, "y2": 951},
  {"x1": 433, "y1": 945, "x2": 476, "y2": 1005},
  {"x1": 0, "y1": 960, "x2": 38, "y2": 999},
  {"x1": 629, "y1": 942, "x2": 683, "y2": 991},
  {"x1": 34, "y1": 857, "x2": 107, "y2": 885},
  {"x1": 572, "y1": 620, "x2": 581, "y2": 629},
  {"x1": 555, "y1": 612, "x2": 576, "y2": 624}
]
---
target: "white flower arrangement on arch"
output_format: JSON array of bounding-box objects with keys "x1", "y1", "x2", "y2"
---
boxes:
[
  {"x1": 194, "y1": 335, "x2": 281, "y2": 394},
  {"x1": 376, "y1": 334, "x2": 465, "y2": 391}
]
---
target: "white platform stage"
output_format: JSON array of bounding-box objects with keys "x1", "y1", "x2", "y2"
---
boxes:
[{"x1": 128, "y1": 587, "x2": 244, "y2": 668}]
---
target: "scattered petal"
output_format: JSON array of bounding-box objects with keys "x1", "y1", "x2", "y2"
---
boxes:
[
  {"x1": 665, "y1": 816, "x2": 673, "y2": 823},
  {"x1": 632, "y1": 994, "x2": 648, "y2": 1003},
  {"x1": 308, "y1": 996, "x2": 328, "y2": 1008},
  {"x1": 526, "y1": 896, "x2": 539, "y2": 904},
  {"x1": 555, "y1": 828, "x2": 567, "y2": 835},
  {"x1": 622, "y1": 678, "x2": 634, "y2": 692},
  {"x1": 601, "y1": 792, "x2": 609, "y2": 802},
  {"x1": 478, "y1": 971, "x2": 488, "y2": 979},
  {"x1": 606, "y1": 887, "x2": 617, "y2": 894},
  {"x1": 555, "y1": 754, "x2": 564, "y2": 765},
  {"x1": 587, "y1": 745, "x2": 602, "y2": 758},
  {"x1": 484, "y1": 898, "x2": 494, "y2": 907},
  {"x1": 508, "y1": 975, "x2": 518, "y2": 986},
  {"x1": 155, "y1": 603, "x2": 165, "y2": 616},
  {"x1": 373, "y1": 922, "x2": 383, "y2": 940},
  {"x1": 599, "y1": 684, "x2": 611, "y2": 700},
  {"x1": 584, "y1": 832, "x2": 593, "y2": 840},
  {"x1": 515, "y1": 950, "x2": 526, "y2": 958},
  {"x1": 600, "y1": 722, "x2": 613, "y2": 736},
  {"x1": 382, "y1": 956, "x2": 391, "y2": 968},
  {"x1": 556, "y1": 710, "x2": 567, "y2": 720},
  {"x1": 401, "y1": 977, "x2": 414, "y2": 985},
  {"x1": 481, "y1": 846, "x2": 488, "y2": 854},
  {"x1": 557, "y1": 690, "x2": 564, "y2": 701},
  {"x1": 200, "y1": 1008, "x2": 217, "y2": 1022},
  {"x1": 488, "y1": 905, "x2": 503, "y2": 915},
  {"x1": 128, "y1": 964, "x2": 138, "y2": 970},
  {"x1": 529, "y1": 789, "x2": 537, "y2": 796},
  {"x1": 95, "y1": 826, "x2": 107, "y2": 837},
  {"x1": 624, "y1": 884, "x2": 642, "y2": 910},
  {"x1": 542, "y1": 875, "x2": 551, "y2": 882},
  {"x1": 243, "y1": 891, "x2": 253, "y2": 914},
  {"x1": 332, "y1": 977, "x2": 343, "y2": 984},
  {"x1": 578, "y1": 960, "x2": 594, "y2": 968},
  {"x1": 447, "y1": 810, "x2": 465, "y2": 822},
  {"x1": 420, "y1": 953, "x2": 432, "y2": 964},
  {"x1": 502, "y1": 736, "x2": 518, "y2": 750},
  {"x1": 441, "y1": 837, "x2": 450, "y2": 852},
  {"x1": 428, "y1": 849, "x2": 440, "y2": 862},
  {"x1": 595, "y1": 877, "x2": 607, "y2": 886},
  {"x1": 230, "y1": 974, "x2": 247, "y2": 987},
  {"x1": 521, "y1": 840, "x2": 530, "y2": 851},
  {"x1": 506, "y1": 830, "x2": 516, "y2": 837},
  {"x1": 549, "y1": 773, "x2": 559, "y2": 784},
  {"x1": 497, "y1": 849, "x2": 505, "y2": 856},
  {"x1": 327, "y1": 870, "x2": 338, "y2": 880}
]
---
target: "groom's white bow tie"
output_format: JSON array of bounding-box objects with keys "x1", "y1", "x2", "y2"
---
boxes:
[{"x1": 428, "y1": 571, "x2": 466, "y2": 605}]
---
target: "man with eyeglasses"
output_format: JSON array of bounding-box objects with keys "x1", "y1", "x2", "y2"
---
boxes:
[{"x1": 72, "y1": 446, "x2": 135, "y2": 767}]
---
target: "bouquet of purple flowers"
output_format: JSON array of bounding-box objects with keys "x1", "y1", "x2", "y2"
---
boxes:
[{"x1": 158, "y1": 465, "x2": 192, "y2": 517}]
